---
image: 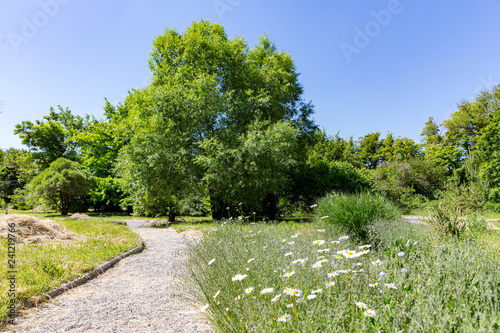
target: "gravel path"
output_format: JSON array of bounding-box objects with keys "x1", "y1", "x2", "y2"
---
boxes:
[{"x1": 1, "y1": 220, "x2": 213, "y2": 333}]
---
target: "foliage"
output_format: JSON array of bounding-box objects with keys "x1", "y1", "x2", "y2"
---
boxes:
[
  {"x1": 188, "y1": 220, "x2": 500, "y2": 332},
  {"x1": 88, "y1": 176, "x2": 124, "y2": 212},
  {"x1": 8, "y1": 187, "x2": 33, "y2": 210},
  {"x1": 117, "y1": 20, "x2": 316, "y2": 219},
  {"x1": 309, "y1": 131, "x2": 363, "y2": 168},
  {"x1": 444, "y1": 153, "x2": 489, "y2": 212},
  {"x1": 179, "y1": 194, "x2": 211, "y2": 217},
  {"x1": 315, "y1": 192, "x2": 400, "y2": 242},
  {"x1": 358, "y1": 132, "x2": 421, "y2": 169},
  {"x1": 477, "y1": 98, "x2": 500, "y2": 189},
  {"x1": 488, "y1": 187, "x2": 500, "y2": 203},
  {"x1": 116, "y1": 85, "x2": 201, "y2": 218},
  {"x1": 197, "y1": 120, "x2": 301, "y2": 219},
  {"x1": 14, "y1": 106, "x2": 87, "y2": 169},
  {"x1": 30, "y1": 158, "x2": 95, "y2": 215},
  {"x1": 442, "y1": 85, "x2": 499, "y2": 157},
  {"x1": 0, "y1": 149, "x2": 38, "y2": 206},
  {"x1": 288, "y1": 158, "x2": 376, "y2": 211},
  {"x1": 358, "y1": 132, "x2": 381, "y2": 169},
  {"x1": 374, "y1": 158, "x2": 445, "y2": 205}
]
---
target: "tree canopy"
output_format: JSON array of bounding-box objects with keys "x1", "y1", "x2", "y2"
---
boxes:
[
  {"x1": 116, "y1": 20, "x2": 317, "y2": 219},
  {"x1": 14, "y1": 106, "x2": 87, "y2": 169}
]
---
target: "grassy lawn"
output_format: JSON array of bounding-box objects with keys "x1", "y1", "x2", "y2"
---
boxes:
[
  {"x1": 0, "y1": 216, "x2": 141, "y2": 323},
  {"x1": 186, "y1": 218, "x2": 500, "y2": 332}
]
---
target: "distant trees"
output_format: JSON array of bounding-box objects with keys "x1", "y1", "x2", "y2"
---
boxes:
[
  {"x1": 0, "y1": 148, "x2": 38, "y2": 209},
  {"x1": 14, "y1": 106, "x2": 87, "y2": 169},
  {"x1": 8, "y1": 21, "x2": 500, "y2": 218}
]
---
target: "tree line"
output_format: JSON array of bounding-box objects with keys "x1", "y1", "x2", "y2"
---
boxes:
[{"x1": 1, "y1": 20, "x2": 499, "y2": 219}]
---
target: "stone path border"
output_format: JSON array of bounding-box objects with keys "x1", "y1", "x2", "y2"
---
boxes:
[{"x1": 29, "y1": 241, "x2": 145, "y2": 306}]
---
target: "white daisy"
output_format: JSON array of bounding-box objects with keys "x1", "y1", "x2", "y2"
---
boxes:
[
  {"x1": 260, "y1": 288, "x2": 274, "y2": 295},
  {"x1": 271, "y1": 294, "x2": 281, "y2": 302},
  {"x1": 278, "y1": 314, "x2": 292, "y2": 322},
  {"x1": 232, "y1": 274, "x2": 247, "y2": 281},
  {"x1": 364, "y1": 309, "x2": 376, "y2": 317},
  {"x1": 355, "y1": 301, "x2": 368, "y2": 309}
]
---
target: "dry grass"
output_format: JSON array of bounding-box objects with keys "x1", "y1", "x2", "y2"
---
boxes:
[
  {"x1": 68, "y1": 213, "x2": 91, "y2": 220},
  {"x1": 0, "y1": 214, "x2": 77, "y2": 243}
]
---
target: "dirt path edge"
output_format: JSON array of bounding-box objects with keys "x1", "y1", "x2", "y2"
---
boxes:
[{"x1": 23, "y1": 240, "x2": 145, "y2": 307}]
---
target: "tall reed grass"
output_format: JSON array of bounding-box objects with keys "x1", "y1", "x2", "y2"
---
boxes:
[{"x1": 315, "y1": 191, "x2": 401, "y2": 242}]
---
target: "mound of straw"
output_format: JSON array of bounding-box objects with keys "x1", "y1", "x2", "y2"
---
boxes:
[
  {"x1": 69, "y1": 213, "x2": 91, "y2": 220},
  {"x1": 0, "y1": 214, "x2": 77, "y2": 243}
]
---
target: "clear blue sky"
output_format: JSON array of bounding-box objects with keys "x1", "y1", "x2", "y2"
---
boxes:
[{"x1": 1, "y1": 0, "x2": 500, "y2": 149}]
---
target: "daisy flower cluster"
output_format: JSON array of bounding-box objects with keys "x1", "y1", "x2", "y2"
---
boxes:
[{"x1": 199, "y1": 230, "x2": 403, "y2": 327}]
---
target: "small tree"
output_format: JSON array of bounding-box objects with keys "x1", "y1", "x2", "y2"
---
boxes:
[{"x1": 30, "y1": 158, "x2": 95, "y2": 214}]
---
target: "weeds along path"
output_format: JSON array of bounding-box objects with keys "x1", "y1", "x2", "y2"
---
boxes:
[{"x1": 2, "y1": 220, "x2": 212, "y2": 333}]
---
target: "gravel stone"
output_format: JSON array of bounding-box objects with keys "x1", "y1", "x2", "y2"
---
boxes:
[{"x1": 2, "y1": 220, "x2": 213, "y2": 333}]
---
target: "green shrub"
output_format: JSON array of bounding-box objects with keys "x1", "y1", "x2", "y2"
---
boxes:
[
  {"x1": 179, "y1": 195, "x2": 210, "y2": 217},
  {"x1": 484, "y1": 202, "x2": 500, "y2": 213},
  {"x1": 315, "y1": 191, "x2": 400, "y2": 242},
  {"x1": 398, "y1": 193, "x2": 429, "y2": 214},
  {"x1": 488, "y1": 187, "x2": 500, "y2": 203}
]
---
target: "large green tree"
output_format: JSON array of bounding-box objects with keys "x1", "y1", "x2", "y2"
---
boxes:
[{"x1": 117, "y1": 20, "x2": 316, "y2": 219}]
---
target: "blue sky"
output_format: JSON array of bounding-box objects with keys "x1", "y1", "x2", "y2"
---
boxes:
[{"x1": 1, "y1": 0, "x2": 500, "y2": 149}]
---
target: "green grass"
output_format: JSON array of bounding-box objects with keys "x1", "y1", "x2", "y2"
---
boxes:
[
  {"x1": 0, "y1": 217, "x2": 140, "y2": 323},
  {"x1": 187, "y1": 219, "x2": 500, "y2": 332},
  {"x1": 315, "y1": 191, "x2": 401, "y2": 242}
]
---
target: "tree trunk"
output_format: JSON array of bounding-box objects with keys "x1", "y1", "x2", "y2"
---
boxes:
[
  {"x1": 61, "y1": 195, "x2": 69, "y2": 215},
  {"x1": 210, "y1": 195, "x2": 224, "y2": 220},
  {"x1": 263, "y1": 192, "x2": 279, "y2": 220},
  {"x1": 168, "y1": 212, "x2": 176, "y2": 223}
]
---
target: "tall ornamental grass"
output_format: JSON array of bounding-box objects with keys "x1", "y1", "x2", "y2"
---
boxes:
[
  {"x1": 315, "y1": 191, "x2": 401, "y2": 242},
  {"x1": 187, "y1": 220, "x2": 500, "y2": 332}
]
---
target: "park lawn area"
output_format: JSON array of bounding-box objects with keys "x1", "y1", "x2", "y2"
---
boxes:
[
  {"x1": 187, "y1": 219, "x2": 500, "y2": 332},
  {"x1": 0, "y1": 216, "x2": 141, "y2": 323}
]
